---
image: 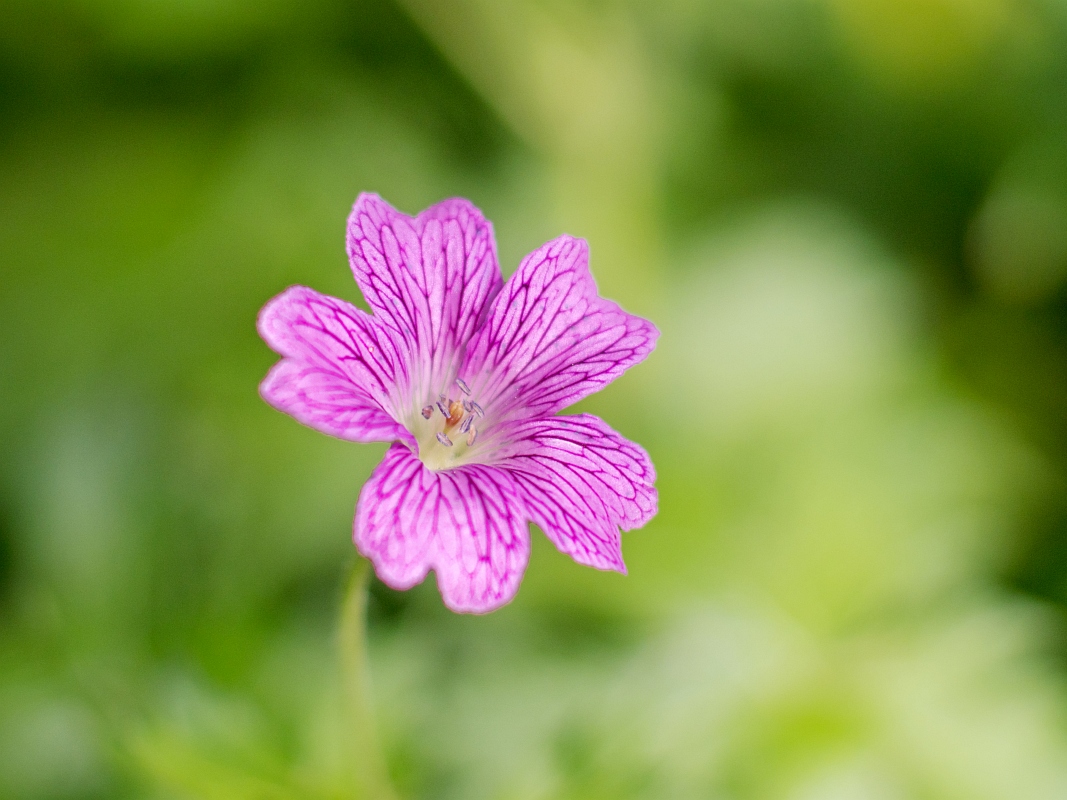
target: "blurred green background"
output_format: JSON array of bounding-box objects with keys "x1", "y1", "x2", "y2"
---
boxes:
[{"x1": 5, "y1": 0, "x2": 1067, "y2": 797}]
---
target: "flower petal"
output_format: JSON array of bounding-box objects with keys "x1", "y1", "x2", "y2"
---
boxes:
[
  {"x1": 459, "y1": 235, "x2": 658, "y2": 420},
  {"x1": 258, "y1": 286, "x2": 409, "y2": 443},
  {"x1": 346, "y1": 193, "x2": 503, "y2": 400},
  {"x1": 355, "y1": 444, "x2": 530, "y2": 613},
  {"x1": 497, "y1": 414, "x2": 657, "y2": 572}
]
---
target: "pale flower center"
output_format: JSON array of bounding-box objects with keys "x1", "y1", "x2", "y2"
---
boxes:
[{"x1": 410, "y1": 379, "x2": 485, "y2": 471}]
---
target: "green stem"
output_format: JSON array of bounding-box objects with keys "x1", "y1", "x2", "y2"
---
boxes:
[{"x1": 339, "y1": 557, "x2": 398, "y2": 800}]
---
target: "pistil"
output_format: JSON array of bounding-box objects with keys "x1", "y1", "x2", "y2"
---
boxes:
[
  {"x1": 414, "y1": 388, "x2": 486, "y2": 470},
  {"x1": 445, "y1": 400, "x2": 464, "y2": 428}
]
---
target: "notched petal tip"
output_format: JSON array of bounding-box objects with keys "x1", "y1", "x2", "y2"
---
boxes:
[
  {"x1": 417, "y1": 196, "x2": 492, "y2": 226},
  {"x1": 343, "y1": 191, "x2": 504, "y2": 399},
  {"x1": 255, "y1": 285, "x2": 312, "y2": 354},
  {"x1": 642, "y1": 317, "x2": 662, "y2": 351},
  {"x1": 459, "y1": 231, "x2": 658, "y2": 419},
  {"x1": 355, "y1": 445, "x2": 531, "y2": 615},
  {"x1": 257, "y1": 359, "x2": 288, "y2": 409},
  {"x1": 542, "y1": 232, "x2": 590, "y2": 255},
  {"x1": 349, "y1": 191, "x2": 393, "y2": 219},
  {"x1": 499, "y1": 414, "x2": 656, "y2": 574},
  {"x1": 254, "y1": 285, "x2": 408, "y2": 444},
  {"x1": 436, "y1": 580, "x2": 518, "y2": 614},
  {"x1": 576, "y1": 550, "x2": 628, "y2": 575}
]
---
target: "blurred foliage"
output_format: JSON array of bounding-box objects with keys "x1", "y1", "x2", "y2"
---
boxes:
[{"x1": 4, "y1": 0, "x2": 1067, "y2": 798}]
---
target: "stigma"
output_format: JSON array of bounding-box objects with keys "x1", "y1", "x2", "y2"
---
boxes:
[{"x1": 445, "y1": 400, "x2": 464, "y2": 428}]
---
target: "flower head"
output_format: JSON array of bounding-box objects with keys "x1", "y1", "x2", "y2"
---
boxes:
[{"x1": 258, "y1": 194, "x2": 658, "y2": 612}]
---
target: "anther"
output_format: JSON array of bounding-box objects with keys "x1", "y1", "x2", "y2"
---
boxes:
[
  {"x1": 421, "y1": 406, "x2": 433, "y2": 419},
  {"x1": 436, "y1": 401, "x2": 449, "y2": 417},
  {"x1": 460, "y1": 414, "x2": 474, "y2": 433},
  {"x1": 456, "y1": 378, "x2": 471, "y2": 395},
  {"x1": 436, "y1": 432, "x2": 453, "y2": 447},
  {"x1": 470, "y1": 401, "x2": 484, "y2": 417},
  {"x1": 466, "y1": 427, "x2": 477, "y2": 446},
  {"x1": 462, "y1": 400, "x2": 473, "y2": 412}
]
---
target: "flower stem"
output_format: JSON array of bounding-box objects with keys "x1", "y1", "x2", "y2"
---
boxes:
[{"x1": 339, "y1": 557, "x2": 397, "y2": 800}]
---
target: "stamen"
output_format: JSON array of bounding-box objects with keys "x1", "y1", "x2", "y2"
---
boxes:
[
  {"x1": 436, "y1": 401, "x2": 449, "y2": 417},
  {"x1": 456, "y1": 378, "x2": 471, "y2": 395},
  {"x1": 463, "y1": 400, "x2": 473, "y2": 412},
  {"x1": 466, "y1": 427, "x2": 477, "y2": 446},
  {"x1": 470, "y1": 401, "x2": 484, "y2": 417},
  {"x1": 421, "y1": 405, "x2": 433, "y2": 419},
  {"x1": 460, "y1": 414, "x2": 474, "y2": 433},
  {"x1": 436, "y1": 432, "x2": 453, "y2": 447}
]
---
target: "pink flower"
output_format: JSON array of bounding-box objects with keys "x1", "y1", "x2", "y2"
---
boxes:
[{"x1": 257, "y1": 194, "x2": 658, "y2": 613}]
